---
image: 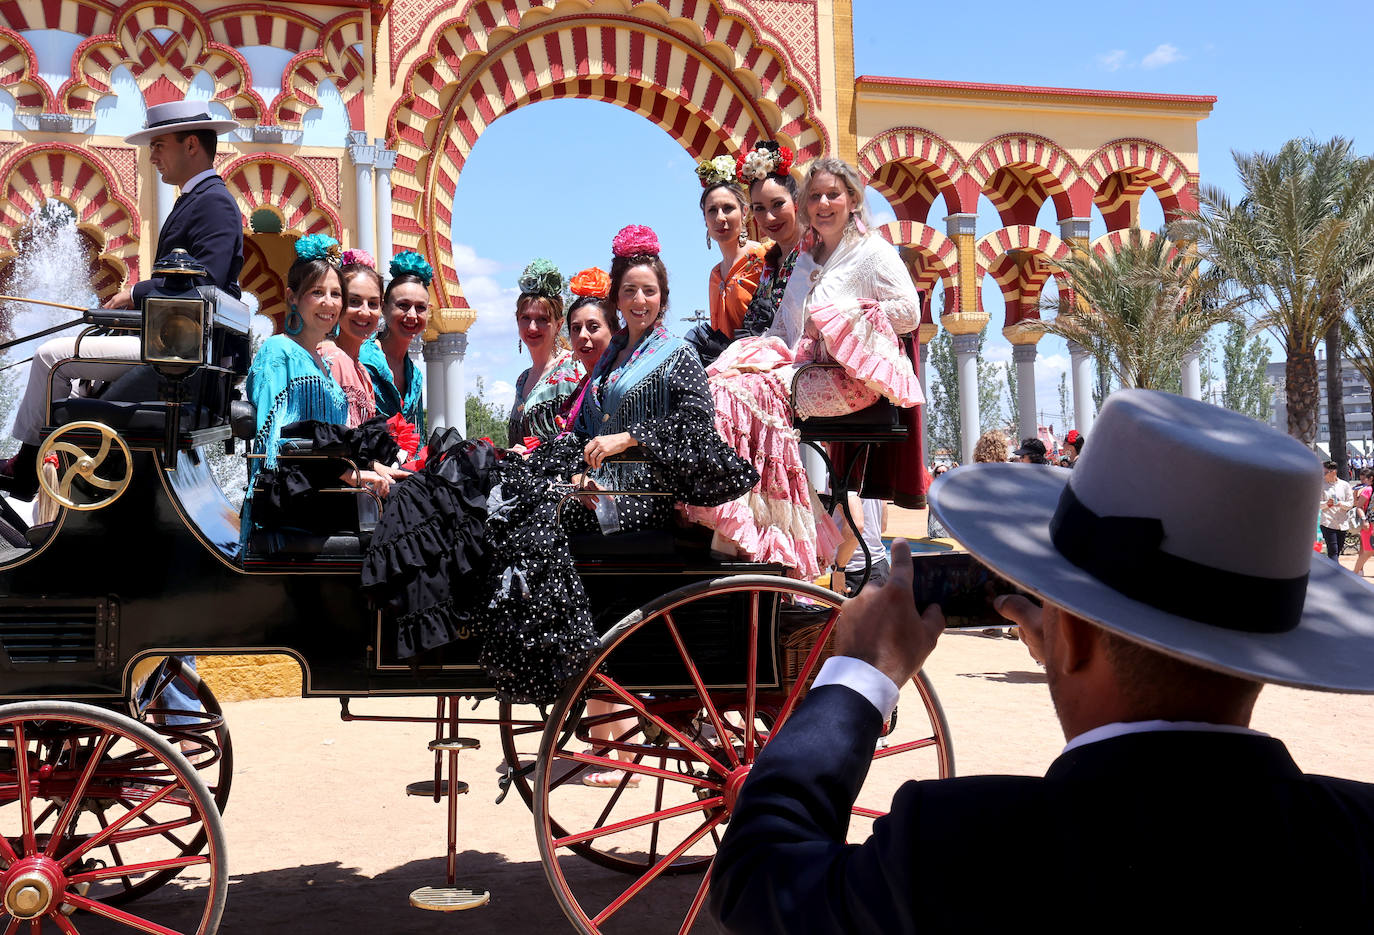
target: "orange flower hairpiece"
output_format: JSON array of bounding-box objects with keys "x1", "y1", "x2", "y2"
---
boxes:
[{"x1": 569, "y1": 266, "x2": 611, "y2": 299}]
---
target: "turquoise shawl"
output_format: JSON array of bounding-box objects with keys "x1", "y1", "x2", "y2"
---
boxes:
[
  {"x1": 360, "y1": 337, "x2": 426, "y2": 438},
  {"x1": 242, "y1": 334, "x2": 349, "y2": 543},
  {"x1": 578, "y1": 323, "x2": 684, "y2": 437}
]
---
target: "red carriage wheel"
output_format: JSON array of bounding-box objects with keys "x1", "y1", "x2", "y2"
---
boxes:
[
  {"x1": 532, "y1": 575, "x2": 953, "y2": 935},
  {"x1": 0, "y1": 701, "x2": 228, "y2": 934}
]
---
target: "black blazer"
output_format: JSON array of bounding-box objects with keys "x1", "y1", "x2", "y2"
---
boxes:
[
  {"x1": 711, "y1": 683, "x2": 1374, "y2": 934},
  {"x1": 132, "y1": 174, "x2": 244, "y2": 303}
]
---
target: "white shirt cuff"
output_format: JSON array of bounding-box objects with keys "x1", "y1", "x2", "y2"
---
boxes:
[{"x1": 811, "y1": 656, "x2": 901, "y2": 721}]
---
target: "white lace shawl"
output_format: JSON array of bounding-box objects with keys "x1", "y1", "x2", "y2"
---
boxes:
[{"x1": 765, "y1": 231, "x2": 921, "y2": 350}]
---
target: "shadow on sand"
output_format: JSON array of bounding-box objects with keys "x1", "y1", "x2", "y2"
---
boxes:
[{"x1": 956, "y1": 669, "x2": 1047, "y2": 685}]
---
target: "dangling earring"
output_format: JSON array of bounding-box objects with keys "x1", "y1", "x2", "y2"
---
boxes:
[
  {"x1": 516, "y1": 337, "x2": 523, "y2": 354},
  {"x1": 737, "y1": 227, "x2": 748, "y2": 248},
  {"x1": 329, "y1": 322, "x2": 340, "y2": 339},
  {"x1": 706, "y1": 229, "x2": 713, "y2": 249},
  {"x1": 284, "y1": 303, "x2": 304, "y2": 336},
  {"x1": 852, "y1": 212, "x2": 867, "y2": 236}
]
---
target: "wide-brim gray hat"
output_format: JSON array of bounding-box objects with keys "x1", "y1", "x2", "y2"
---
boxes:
[
  {"x1": 929, "y1": 388, "x2": 1374, "y2": 693},
  {"x1": 125, "y1": 101, "x2": 237, "y2": 146}
]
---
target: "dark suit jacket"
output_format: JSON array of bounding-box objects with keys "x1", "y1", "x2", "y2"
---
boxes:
[
  {"x1": 131, "y1": 174, "x2": 243, "y2": 303},
  {"x1": 711, "y1": 683, "x2": 1374, "y2": 933}
]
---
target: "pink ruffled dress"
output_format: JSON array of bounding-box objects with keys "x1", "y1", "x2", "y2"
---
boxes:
[
  {"x1": 317, "y1": 339, "x2": 377, "y2": 428},
  {"x1": 685, "y1": 229, "x2": 923, "y2": 579}
]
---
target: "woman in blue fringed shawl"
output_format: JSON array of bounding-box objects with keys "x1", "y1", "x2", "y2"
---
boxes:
[
  {"x1": 241, "y1": 236, "x2": 400, "y2": 545},
  {"x1": 570, "y1": 224, "x2": 758, "y2": 535},
  {"x1": 361, "y1": 252, "x2": 430, "y2": 440}
]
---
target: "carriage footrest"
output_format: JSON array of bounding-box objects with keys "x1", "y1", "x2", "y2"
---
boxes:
[
  {"x1": 428, "y1": 736, "x2": 480, "y2": 752},
  {"x1": 409, "y1": 886, "x2": 489, "y2": 912},
  {"x1": 405, "y1": 779, "x2": 468, "y2": 797}
]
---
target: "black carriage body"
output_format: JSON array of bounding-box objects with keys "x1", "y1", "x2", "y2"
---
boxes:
[{"x1": 0, "y1": 441, "x2": 788, "y2": 702}]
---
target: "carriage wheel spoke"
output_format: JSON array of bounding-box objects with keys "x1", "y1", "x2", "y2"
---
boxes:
[
  {"x1": 3, "y1": 916, "x2": 19, "y2": 935},
  {"x1": 648, "y1": 757, "x2": 666, "y2": 866},
  {"x1": 663, "y1": 613, "x2": 739, "y2": 769},
  {"x1": 554, "y1": 795, "x2": 725, "y2": 849},
  {"x1": 773, "y1": 605, "x2": 842, "y2": 733},
  {"x1": 743, "y1": 592, "x2": 760, "y2": 763},
  {"x1": 60, "y1": 783, "x2": 178, "y2": 868},
  {"x1": 131, "y1": 808, "x2": 192, "y2": 851},
  {"x1": 68, "y1": 853, "x2": 209, "y2": 885},
  {"x1": 591, "y1": 813, "x2": 725, "y2": 927},
  {"x1": 872, "y1": 737, "x2": 937, "y2": 760},
  {"x1": 62, "y1": 891, "x2": 185, "y2": 935},
  {"x1": 553, "y1": 750, "x2": 721, "y2": 791},
  {"x1": 90, "y1": 809, "x2": 137, "y2": 892},
  {"x1": 51, "y1": 914, "x2": 80, "y2": 935},
  {"x1": 678, "y1": 867, "x2": 713, "y2": 935},
  {"x1": 590, "y1": 750, "x2": 643, "y2": 828},
  {"x1": 591, "y1": 674, "x2": 730, "y2": 777},
  {"x1": 46, "y1": 732, "x2": 114, "y2": 856},
  {"x1": 12, "y1": 724, "x2": 36, "y2": 856},
  {"x1": 852, "y1": 806, "x2": 884, "y2": 820}
]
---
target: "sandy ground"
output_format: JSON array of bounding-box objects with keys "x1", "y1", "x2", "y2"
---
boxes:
[{"x1": 118, "y1": 584, "x2": 1374, "y2": 935}]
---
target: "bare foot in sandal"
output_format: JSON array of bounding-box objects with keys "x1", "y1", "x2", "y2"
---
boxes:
[{"x1": 582, "y1": 769, "x2": 640, "y2": 788}]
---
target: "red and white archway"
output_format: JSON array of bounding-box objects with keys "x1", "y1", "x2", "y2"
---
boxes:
[
  {"x1": 859, "y1": 126, "x2": 967, "y2": 221},
  {"x1": 974, "y1": 224, "x2": 1072, "y2": 330}
]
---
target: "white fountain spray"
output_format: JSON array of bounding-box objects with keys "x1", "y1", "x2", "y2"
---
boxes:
[{"x1": 0, "y1": 200, "x2": 98, "y2": 446}]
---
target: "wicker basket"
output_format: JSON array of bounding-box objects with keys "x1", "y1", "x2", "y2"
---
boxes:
[{"x1": 779, "y1": 613, "x2": 838, "y2": 693}]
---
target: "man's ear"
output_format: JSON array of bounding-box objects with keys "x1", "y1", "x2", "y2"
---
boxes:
[{"x1": 1056, "y1": 610, "x2": 1100, "y2": 674}]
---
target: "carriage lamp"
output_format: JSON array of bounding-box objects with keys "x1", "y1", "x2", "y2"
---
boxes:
[{"x1": 142, "y1": 295, "x2": 208, "y2": 373}]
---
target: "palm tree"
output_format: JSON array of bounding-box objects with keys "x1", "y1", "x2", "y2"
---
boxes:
[
  {"x1": 1184, "y1": 138, "x2": 1374, "y2": 451},
  {"x1": 1038, "y1": 229, "x2": 1244, "y2": 391}
]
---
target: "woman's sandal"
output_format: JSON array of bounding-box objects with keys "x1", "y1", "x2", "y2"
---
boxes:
[{"x1": 582, "y1": 769, "x2": 640, "y2": 788}]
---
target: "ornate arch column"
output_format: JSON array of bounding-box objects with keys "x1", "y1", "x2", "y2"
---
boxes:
[{"x1": 424, "y1": 308, "x2": 476, "y2": 435}]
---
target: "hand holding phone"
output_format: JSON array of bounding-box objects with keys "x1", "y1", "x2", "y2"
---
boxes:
[{"x1": 910, "y1": 551, "x2": 1031, "y2": 629}]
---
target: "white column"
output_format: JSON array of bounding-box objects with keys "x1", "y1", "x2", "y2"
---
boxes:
[
  {"x1": 346, "y1": 132, "x2": 377, "y2": 261},
  {"x1": 1181, "y1": 340, "x2": 1203, "y2": 401},
  {"x1": 918, "y1": 339, "x2": 932, "y2": 465},
  {"x1": 440, "y1": 332, "x2": 467, "y2": 437},
  {"x1": 1013, "y1": 343, "x2": 1039, "y2": 441},
  {"x1": 156, "y1": 178, "x2": 177, "y2": 238},
  {"x1": 422, "y1": 338, "x2": 446, "y2": 433},
  {"x1": 1068, "y1": 340, "x2": 1096, "y2": 434},
  {"x1": 952, "y1": 332, "x2": 981, "y2": 465},
  {"x1": 374, "y1": 142, "x2": 397, "y2": 273}
]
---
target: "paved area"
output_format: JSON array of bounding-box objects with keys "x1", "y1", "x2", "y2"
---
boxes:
[{"x1": 124, "y1": 608, "x2": 1374, "y2": 934}]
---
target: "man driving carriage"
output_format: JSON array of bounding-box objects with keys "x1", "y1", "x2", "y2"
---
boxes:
[{"x1": 0, "y1": 100, "x2": 243, "y2": 502}]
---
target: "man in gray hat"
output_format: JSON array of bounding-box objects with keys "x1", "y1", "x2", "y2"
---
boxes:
[
  {"x1": 1, "y1": 101, "x2": 243, "y2": 500},
  {"x1": 711, "y1": 389, "x2": 1374, "y2": 934}
]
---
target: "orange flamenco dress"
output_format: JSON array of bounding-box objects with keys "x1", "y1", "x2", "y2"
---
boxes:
[{"x1": 709, "y1": 241, "x2": 767, "y2": 336}]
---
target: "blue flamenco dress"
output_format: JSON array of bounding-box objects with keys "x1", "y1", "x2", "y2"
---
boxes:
[
  {"x1": 240, "y1": 335, "x2": 349, "y2": 547},
  {"x1": 360, "y1": 337, "x2": 425, "y2": 439}
]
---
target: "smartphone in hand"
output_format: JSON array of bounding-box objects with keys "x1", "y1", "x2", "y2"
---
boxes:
[{"x1": 911, "y1": 552, "x2": 1031, "y2": 628}]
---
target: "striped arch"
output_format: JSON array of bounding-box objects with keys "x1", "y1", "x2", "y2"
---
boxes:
[
  {"x1": 0, "y1": 26, "x2": 52, "y2": 115},
  {"x1": 240, "y1": 238, "x2": 288, "y2": 326},
  {"x1": 272, "y1": 13, "x2": 367, "y2": 128},
  {"x1": 1082, "y1": 138, "x2": 1194, "y2": 224},
  {"x1": 1090, "y1": 227, "x2": 1168, "y2": 257},
  {"x1": 0, "y1": 0, "x2": 112, "y2": 35},
  {"x1": 61, "y1": 1, "x2": 263, "y2": 122},
  {"x1": 876, "y1": 220, "x2": 958, "y2": 321},
  {"x1": 975, "y1": 225, "x2": 1071, "y2": 329},
  {"x1": 968, "y1": 133, "x2": 1088, "y2": 225},
  {"x1": 0, "y1": 144, "x2": 141, "y2": 284},
  {"x1": 388, "y1": 3, "x2": 826, "y2": 308},
  {"x1": 859, "y1": 127, "x2": 967, "y2": 220},
  {"x1": 220, "y1": 154, "x2": 338, "y2": 239}
]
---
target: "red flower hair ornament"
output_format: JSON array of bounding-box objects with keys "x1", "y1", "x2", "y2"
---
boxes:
[
  {"x1": 611, "y1": 225, "x2": 661, "y2": 259},
  {"x1": 569, "y1": 267, "x2": 612, "y2": 299}
]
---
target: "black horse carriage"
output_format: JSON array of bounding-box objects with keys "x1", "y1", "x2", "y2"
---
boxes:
[{"x1": 0, "y1": 263, "x2": 953, "y2": 934}]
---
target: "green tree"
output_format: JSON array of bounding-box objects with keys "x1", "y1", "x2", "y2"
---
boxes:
[
  {"x1": 467, "y1": 377, "x2": 509, "y2": 448},
  {"x1": 1004, "y1": 361, "x2": 1018, "y2": 430},
  {"x1": 1218, "y1": 323, "x2": 1274, "y2": 421},
  {"x1": 925, "y1": 330, "x2": 960, "y2": 461},
  {"x1": 1185, "y1": 137, "x2": 1374, "y2": 457},
  {"x1": 975, "y1": 332, "x2": 1002, "y2": 434},
  {"x1": 1040, "y1": 228, "x2": 1245, "y2": 392},
  {"x1": 1057, "y1": 372, "x2": 1072, "y2": 433}
]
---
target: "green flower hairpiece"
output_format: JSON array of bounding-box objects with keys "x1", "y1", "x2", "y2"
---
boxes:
[
  {"x1": 518, "y1": 257, "x2": 564, "y2": 299},
  {"x1": 390, "y1": 251, "x2": 434, "y2": 286},
  {"x1": 696, "y1": 153, "x2": 737, "y2": 189},
  {"x1": 295, "y1": 233, "x2": 342, "y2": 266}
]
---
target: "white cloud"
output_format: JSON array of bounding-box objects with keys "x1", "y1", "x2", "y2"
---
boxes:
[
  {"x1": 864, "y1": 187, "x2": 897, "y2": 227},
  {"x1": 450, "y1": 240, "x2": 522, "y2": 411},
  {"x1": 451, "y1": 242, "x2": 503, "y2": 278},
  {"x1": 1141, "y1": 43, "x2": 1183, "y2": 69},
  {"x1": 1097, "y1": 49, "x2": 1128, "y2": 72},
  {"x1": 487, "y1": 379, "x2": 515, "y2": 412}
]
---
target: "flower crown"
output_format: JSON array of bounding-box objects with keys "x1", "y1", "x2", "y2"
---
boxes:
[
  {"x1": 736, "y1": 140, "x2": 794, "y2": 183},
  {"x1": 569, "y1": 266, "x2": 611, "y2": 299},
  {"x1": 390, "y1": 251, "x2": 433, "y2": 286},
  {"x1": 518, "y1": 258, "x2": 564, "y2": 300},
  {"x1": 611, "y1": 224, "x2": 661, "y2": 259},
  {"x1": 295, "y1": 234, "x2": 342, "y2": 266},
  {"x1": 341, "y1": 248, "x2": 376, "y2": 269},
  {"x1": 695, "y1": 154, "x2": 738, "y2": 189}
]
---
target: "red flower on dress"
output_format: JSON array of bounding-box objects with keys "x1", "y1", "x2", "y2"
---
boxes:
[{"x1": 385, "y1": 413, "x2": 422, "y2": 458}]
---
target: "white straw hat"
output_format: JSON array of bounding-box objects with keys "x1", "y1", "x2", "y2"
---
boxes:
[
  {"x1": 124, "y1": 100, "x2": 238, "y2": 146},
  {"x1": 929, "y1": 389, "x2": 1374, "y2": 692}
]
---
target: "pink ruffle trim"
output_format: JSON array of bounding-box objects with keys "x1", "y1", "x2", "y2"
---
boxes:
[{"x1": 808, "y1": 301, "x2": 923, "y2": 407}]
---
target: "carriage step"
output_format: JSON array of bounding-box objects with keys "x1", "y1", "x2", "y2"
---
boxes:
[
  {"x1": 409, "y1": 886, "x2": 489, "y2": 912},
  {"x1": 428, "y1": 736, "x2": 480, "y2": 752},
  {"x1": 405, "y1": 779, "x2": 469, "y2": 798}
]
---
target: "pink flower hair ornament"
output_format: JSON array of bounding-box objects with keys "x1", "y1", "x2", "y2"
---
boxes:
[
  {"x1": 611, "y1": 224, "x2": 661, "y2": 259},
  {"x1": 341, "y1": 248, "x2": 376, "y2": 269}
]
